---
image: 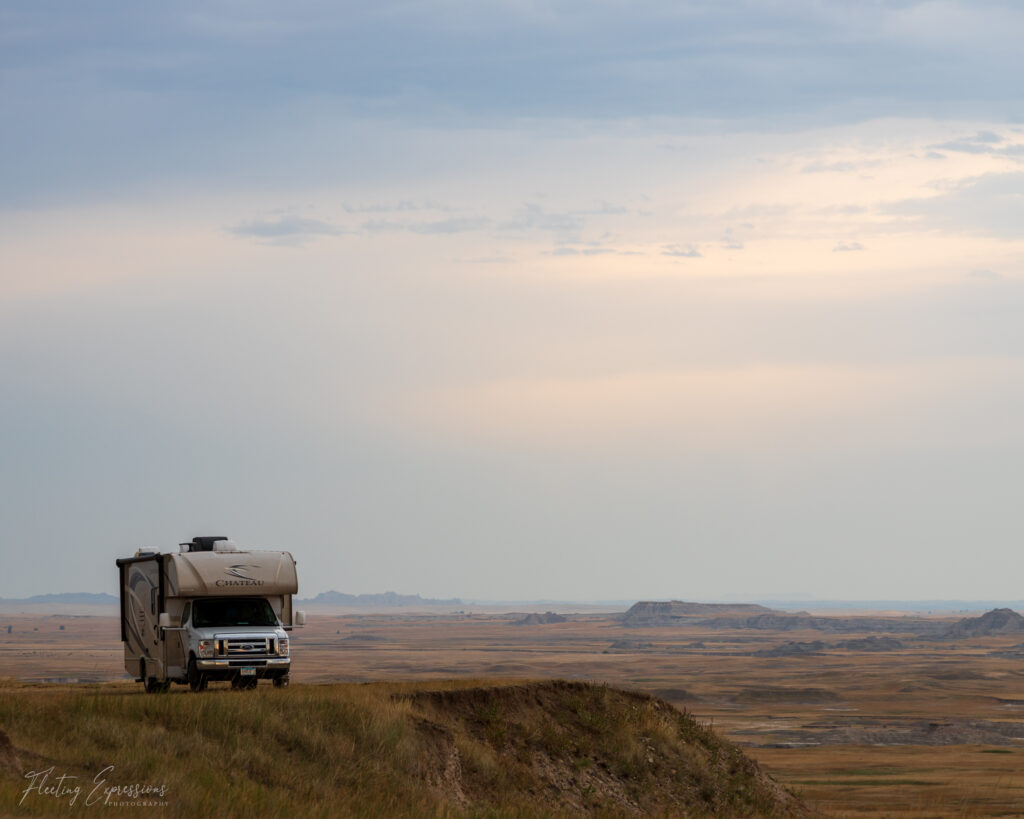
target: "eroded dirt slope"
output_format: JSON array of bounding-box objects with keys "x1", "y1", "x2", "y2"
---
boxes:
[{"x1": 403, "y1": 680, "x2": 807, "y2": 816}]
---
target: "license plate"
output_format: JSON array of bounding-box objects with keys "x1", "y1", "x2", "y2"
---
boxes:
[{"x1": 240, "y1": 667, "x2": 256, "y2": 676}]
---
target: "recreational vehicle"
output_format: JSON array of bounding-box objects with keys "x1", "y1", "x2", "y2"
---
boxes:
[{"x1": 116, "y1": 536, "x2": 306, "y2": 692}]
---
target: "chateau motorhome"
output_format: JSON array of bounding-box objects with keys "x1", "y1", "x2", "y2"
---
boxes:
[{"x1": 116, "y1": 536, "x2": 306, "y2": 692}]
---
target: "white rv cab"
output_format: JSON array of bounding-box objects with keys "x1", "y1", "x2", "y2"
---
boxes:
[{"x1": 116, "y1": 536, "x2": 306, "y2": 692}]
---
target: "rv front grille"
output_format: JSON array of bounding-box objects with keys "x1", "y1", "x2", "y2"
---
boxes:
[{"x1": 218, "y1": 637, "x2": 274, "y2": 657}]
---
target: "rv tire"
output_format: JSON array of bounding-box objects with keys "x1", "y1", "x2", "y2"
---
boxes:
[{"x1": 143, "y1": 661, "x2": 169, "y2": 694}]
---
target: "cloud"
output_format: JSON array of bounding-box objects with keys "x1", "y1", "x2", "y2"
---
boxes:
[
  {"x1": 363, "y1": 216, "x2": 491, "y2": 235},
  {"x1": 574, "y1": 202, "x2": 629, "y2": 216},
  {"x1": 970, "y1": 130, "x2": 1002, "y2": 143},
  {"x1": 498, "y1": 204, "x2": 584, "y2": 237},
  {"x1": 661, "y1": 243, "x2": 702, "y2": 258},
  {"x1": 928, "y1": 131, "x2": 1024, "y2": 159},
  {"x1": 885, "y1": 172, "x2": 1024, "y2": 238},
  {"x1": 932, "y1": 130, "x2": 1005, "y2": 153},
  {"x1": 833, "y1": 242, "x2": 865, "y2": 252},
  {"x1": 933, "y1": 143, "x2": 995, "y2": 155},
  {"x1": 931, "y1": 139, "x2": 999, "y2": 155},
  {"x1": 11, "y1": 1, "x2": 1024, "y2": 207},
  {"x1": 408, "y1": 217, "x2": 491, "y2": 235},
  {"x1": 362, "y1": 219, "x2": 406, "y2": 233},
  {"x1": 721, "y1": 227, "x2": 744, "y2": 250},
  {"x1": 226, "y1": 216, "x2": 345, "y2": 243},
  {"x1": 342, "y1": 200, "x2": 448, "y2": 214},
  {"x1": 356, "y1": 202, "x2": 632, "y2": 240}
]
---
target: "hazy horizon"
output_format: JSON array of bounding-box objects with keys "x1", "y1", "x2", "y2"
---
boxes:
[
  {"x1": 4, "y1": 2, "x2": 1024, "y2": 602},
  {"x1": 7, "y1": 586, "x2": 1024, "y2": 614}
]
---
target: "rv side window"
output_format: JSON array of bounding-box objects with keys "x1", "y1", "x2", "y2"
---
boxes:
[
  {"x1": 150, "y1": 587, "x2": 157, "y2": 616},
  {"x1": 181, "y1": 602, "x2": 191, "y2": 627}
]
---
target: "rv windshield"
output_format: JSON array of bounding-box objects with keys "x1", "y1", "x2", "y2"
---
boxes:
[{"x1": 192, "y1": 597, "x2": 278, "y2": 628}]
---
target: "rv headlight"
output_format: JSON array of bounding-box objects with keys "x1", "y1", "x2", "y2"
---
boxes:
[
  {"x1": 278, "y1": 636, "x2": 289, "y2": 657},
  {"x1": 198, "y1": 640, "x2": 215, "y2": 658}
]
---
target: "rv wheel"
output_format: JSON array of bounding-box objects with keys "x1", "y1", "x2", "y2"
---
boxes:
[
  {"x1": 272, "y1": 674, "x2": 290, "y2": 688},
  {"x1": 187, "y1": 657, "x2": 207, "y2": 692},
  {"x1": 142, "y1": 661, "x2": 168, "y2": 693},
  {"x1": 142, "y1": 662, "x2": 154, "y2": 693}
]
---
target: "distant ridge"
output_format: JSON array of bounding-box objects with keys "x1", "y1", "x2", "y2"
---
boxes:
[
  {"x1": 298, "y1": 591, "x2": 462, "y2": 607},
  {"x1": 0, "y1": 592, "x2": 118, "y2": 605},
  {"x1": 944, "y1": 608, "x2": 1024, "y2": 637},
  {"x1": 622, "y1": 600, "x2": 776, "y2": 626},
  {"x1": 510, "y1": 611, "x2": 568, "y2": 626}
]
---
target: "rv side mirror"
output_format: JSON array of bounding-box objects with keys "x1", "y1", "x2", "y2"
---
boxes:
[
  {"x1": 158, "y1": 612, "x2": 172, "y2": 629},
  {"x1": 294, "y1": 611, "x2": 306, "y2": 627}
]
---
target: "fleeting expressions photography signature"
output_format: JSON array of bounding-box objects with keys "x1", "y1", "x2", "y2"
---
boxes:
[{"x1": 21, "y1": 765, "x2": 168, "y2": 808}]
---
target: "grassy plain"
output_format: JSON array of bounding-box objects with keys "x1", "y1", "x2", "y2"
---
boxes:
[
  {"x1": 0, "y1": 679, "x2": 800, "y2": 817},
  {"x1": 3, "y1": 607, "x2": 1024, "y2": 815}
]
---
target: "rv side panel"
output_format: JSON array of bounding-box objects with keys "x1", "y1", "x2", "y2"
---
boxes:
[{"x1": 115, "y1": 555, "x2": 162, "y2": 679}]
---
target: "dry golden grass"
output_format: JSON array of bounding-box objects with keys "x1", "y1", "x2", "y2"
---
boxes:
[
  {"x1": 754, "y1": 744, "x2": 1024, "y2": 817},
  {"x1": 0, "y1": 679, "x2": 803, "y2": 818}
]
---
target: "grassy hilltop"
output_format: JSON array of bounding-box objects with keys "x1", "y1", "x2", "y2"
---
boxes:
[{"x1": 0, "y1": 678, "x2": 804, "y2": 817}]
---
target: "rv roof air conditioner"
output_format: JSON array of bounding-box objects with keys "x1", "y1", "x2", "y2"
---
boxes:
[{"x1": 178, "y1": 536, "x2": 238, "y2": 553}]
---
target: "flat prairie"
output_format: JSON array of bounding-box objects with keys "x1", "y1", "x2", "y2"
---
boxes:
[{"x1": 3, "y1": 607, "x2": 1024, "y2": 815}]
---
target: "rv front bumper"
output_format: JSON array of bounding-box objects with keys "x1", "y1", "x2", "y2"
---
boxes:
[{"x1": 196, "y1": 658, "x2": 291, "y2": 671}]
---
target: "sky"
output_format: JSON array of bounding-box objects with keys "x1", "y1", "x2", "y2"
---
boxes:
[{"x1": 3, "y1": 0, "x2": 1024, "y2": 601}]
